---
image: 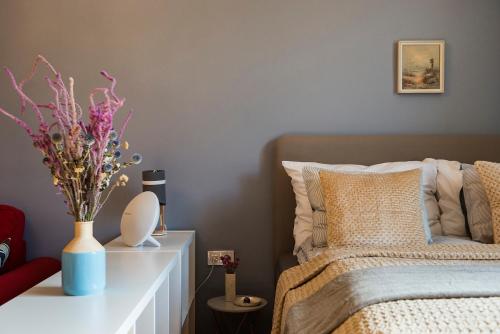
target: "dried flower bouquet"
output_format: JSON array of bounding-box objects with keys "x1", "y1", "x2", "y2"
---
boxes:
[
  {"x1": 0, "y1": 55, "x2": 142, "y2": 222},
  {"x1": 221, "y1": 255, "x2": 240, "y2": 274}
]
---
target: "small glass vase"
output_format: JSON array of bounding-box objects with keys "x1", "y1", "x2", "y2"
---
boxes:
[
  {"x1": 225, "y1": 273, "x2": 236, "y2": 302},
  {"x1": 62, "y1": 221, "x2": 106, "y2": 296}
]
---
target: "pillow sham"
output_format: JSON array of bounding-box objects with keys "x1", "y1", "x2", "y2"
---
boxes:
[
  {"x1": 424, "y1": 158, "x2": 468, "y2": 237},
  {"x1": 303, "y1": 161, "x2": 439, "y2": 247},
  {"x1": 462, "y1": 164, "x2": 493, "y2": 243},
  {"x1": 0, "y1": 238, "x2": 11, "y2": 270},
  {"x1": 320, "y1": 169, "x2": 428, "y2": 247},
  {"x1": 475, "y1": 161, "x2": 500, "y2": 244}
]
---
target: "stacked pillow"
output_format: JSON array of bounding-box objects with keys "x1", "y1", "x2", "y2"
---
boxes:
[
  {"x1": 284, "y1": 159, "x2": 500, "y2": 257},
  {"x1": 462, "y1": 164, "x2": 493, "y2": 243},
  {"x1": 302, "y1": 162, "x2": 438, "y2": 247},
  {"x1": 283, "y1": 161, "x2": 439, "y2": 252},
  {"x1": 424, "y1": 159, "x2": 468, "y2": 237},
  {"x1": 426, "y1": 159, "x2": 497, "y2": 243}
]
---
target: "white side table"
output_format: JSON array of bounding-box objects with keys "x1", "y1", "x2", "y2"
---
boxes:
[{"x1": 106, "y1": 231, "x2": 195, "y2": 334}]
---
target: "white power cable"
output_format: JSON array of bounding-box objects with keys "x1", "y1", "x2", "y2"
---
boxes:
[{"x1": 195, "y1": 265, "x2": 215, "y2": 295}]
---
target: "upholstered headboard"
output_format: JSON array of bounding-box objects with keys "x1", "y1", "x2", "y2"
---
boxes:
[{"x1": 273, "y1": 134, "x2": 500, "y2": 265}]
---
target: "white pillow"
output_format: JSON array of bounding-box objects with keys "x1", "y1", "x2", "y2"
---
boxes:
[
  {"x1": 282, "y1": 161, "x2": 313, "y2": 254},
  {"x1": 424, "y1": 158, "x2": 467, "y2": 237},
  {"x1": 283, "y1": 160, "x2": 442, "y2": 253}
]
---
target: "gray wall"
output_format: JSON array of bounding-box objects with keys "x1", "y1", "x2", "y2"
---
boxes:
[{"x1": 1, "y1": 0, "x2": 499, "y2": 332}]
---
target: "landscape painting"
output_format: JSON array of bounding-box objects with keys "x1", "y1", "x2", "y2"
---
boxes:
[{"x1": 397, "y1": 40, "x2": 444, "y2": 93}]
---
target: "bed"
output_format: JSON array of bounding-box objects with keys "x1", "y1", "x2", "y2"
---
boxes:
[{"x1": 272, "y1": 134, "x2": 500, "y2": 334}]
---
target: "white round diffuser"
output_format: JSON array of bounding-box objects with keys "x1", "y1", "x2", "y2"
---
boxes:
[{"x1": 120, "y1": 191, "x2": 161, "y2": 247}]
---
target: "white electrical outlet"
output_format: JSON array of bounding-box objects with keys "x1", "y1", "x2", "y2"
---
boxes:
[{"x1": 207, "y1": 250, "x2": 235, "y2": 265}]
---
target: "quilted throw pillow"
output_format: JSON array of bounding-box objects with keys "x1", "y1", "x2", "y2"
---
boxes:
[
  {"x1": 0, "y1": 238, "x2": 11, "y2": 270},
  {"x1": 462, "y1": 164, "x2": 493, "y2": 243},
  {"x1": 475, "y1": 161, "x2": 500, "y2": 244},
  {"x1": 320, "y1": 169, "x2": 428, "y2": 248}
]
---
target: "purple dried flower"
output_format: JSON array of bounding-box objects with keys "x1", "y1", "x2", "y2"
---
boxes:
[{"x1": 220, "y1": 255, "x2": 240, "y2": 274}]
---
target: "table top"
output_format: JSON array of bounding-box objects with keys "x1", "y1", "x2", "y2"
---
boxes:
[
  {"x1": 207, "y1": 296, "x2": 268, "y2": 313},
  {"x1": 105, "y1": 230, "x2": 195, "y2": 253},
  {"x1": 0, "y1": 252, "x2": 177, "y2": 334}
]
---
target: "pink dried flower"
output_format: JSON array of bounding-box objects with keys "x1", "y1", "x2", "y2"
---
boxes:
[{"x1": 0, "y1": 55, "x2": 141, "y2": 222}]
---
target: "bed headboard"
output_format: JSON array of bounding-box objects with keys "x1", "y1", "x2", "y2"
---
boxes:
[{"x1": 273, "y1": 134, "x2": 500, "y2": 264}]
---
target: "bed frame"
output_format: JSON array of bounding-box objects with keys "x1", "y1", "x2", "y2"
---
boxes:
[{"x1": 273, "y1": 134, "x2": 500, "y2": 265}]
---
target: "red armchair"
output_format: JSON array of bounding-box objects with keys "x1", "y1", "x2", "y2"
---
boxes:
[{"x1": 0, "y1": 205, "x2": 60, "y2": 305}]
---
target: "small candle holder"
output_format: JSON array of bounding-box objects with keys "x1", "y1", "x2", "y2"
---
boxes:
[
  {"x1": 142, "y1": 170, "x2": 167, "y2": 236},
  {"x1": 152, "y1": 205, "x2": 167, "y2": 236}
]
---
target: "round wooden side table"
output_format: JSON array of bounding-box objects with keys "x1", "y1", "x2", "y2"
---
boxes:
[{"x1": 207, "y1": 296, "x2": 268, "y2": 334}]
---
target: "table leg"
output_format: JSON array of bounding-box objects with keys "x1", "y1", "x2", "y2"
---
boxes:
[
  {"x1": 234, "y1": 313, "x2": 248, "y2": 334},
  {"x1": 211, "y1": 309, "x2": 262, "y2": 334},
  {"x1": 249, "y1": 311, "x2": 260, "y2": 334},
  {"x1": 211, "y1": 309, "x2": 223, "y2": 334}
]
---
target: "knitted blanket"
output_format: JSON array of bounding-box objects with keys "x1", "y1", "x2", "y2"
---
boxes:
[{"x1": 272, "y1": 244, "x2": 500, "y2": 334}]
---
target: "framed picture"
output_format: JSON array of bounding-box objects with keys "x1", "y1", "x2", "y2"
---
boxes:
[{"x1": 397, "y1": 40, "x2": 445, "y2": 94}]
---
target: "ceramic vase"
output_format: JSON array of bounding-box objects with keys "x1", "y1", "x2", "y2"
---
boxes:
[
  {"x1": 225, "y1": 273, "x2": 236, "y2": 302},
  {"x1": 62, "y1": 221, "x2": 106, "y2": 296}
]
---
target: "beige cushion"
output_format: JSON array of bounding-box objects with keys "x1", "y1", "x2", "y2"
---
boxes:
[
  {"x1": 320, "y1": 169, "x2": 428, "y2": 247},
  {"x1": 475, "y1": 161, "x2": 500, "y2": 244},
  {"x1": 462, "y1": 164, "x2": 493, "y2": 243}
]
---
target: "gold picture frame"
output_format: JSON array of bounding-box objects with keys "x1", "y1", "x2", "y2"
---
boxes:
[{"x1": 397, "y1": 40, "x2": 445, "y2": 94}]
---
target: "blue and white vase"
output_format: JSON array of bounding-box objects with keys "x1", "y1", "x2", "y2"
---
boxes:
[{"x1": 62, "y1": 221, "x2": 106, "y2": 296}]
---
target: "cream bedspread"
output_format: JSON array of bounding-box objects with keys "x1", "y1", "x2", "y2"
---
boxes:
[{"x1": 272, "y1": 244, "x2": 500, "y2": 334}]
